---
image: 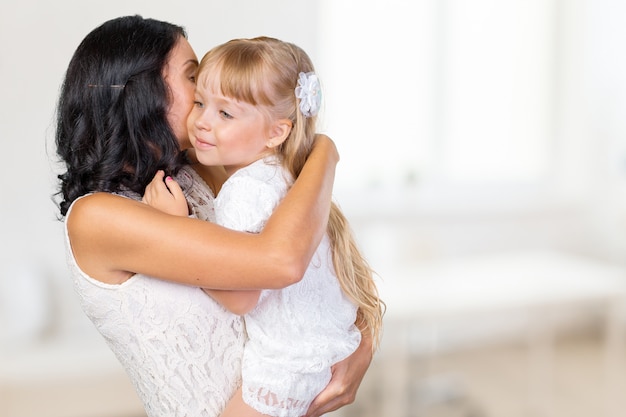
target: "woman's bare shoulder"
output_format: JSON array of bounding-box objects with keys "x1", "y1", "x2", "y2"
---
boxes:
[
  {"x1": 66, "y1": 193, "x2": 151, "y2": 283},
  {"x1": 69, "y1": 193, "x2": 142, "y2": 226},
  {"x1": 71, "y1": 191, "x2": 134, "y2": 209}
]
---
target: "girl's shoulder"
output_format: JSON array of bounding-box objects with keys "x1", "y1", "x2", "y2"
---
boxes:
[{"x1": 231, "y1": 157, "x2": 291, "y2": 184}]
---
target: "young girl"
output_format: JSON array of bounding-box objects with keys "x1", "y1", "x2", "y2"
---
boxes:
[{"x1": 145, "y1": 36, "x2": 384, "y2": 417}]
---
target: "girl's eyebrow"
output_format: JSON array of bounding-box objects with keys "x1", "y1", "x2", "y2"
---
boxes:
[
  {"x1": 195, "y1": 83, "x2": 243, "y2": 108},
  {"x1": 213, "y1": 94, "x2": 247, "y2": 112}
]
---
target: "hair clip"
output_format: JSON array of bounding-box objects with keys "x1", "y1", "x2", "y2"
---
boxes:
[{"x1": 88, "y1": 84, "x2": 125, "y2": 88}]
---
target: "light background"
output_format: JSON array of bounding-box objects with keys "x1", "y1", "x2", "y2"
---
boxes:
[{"x1": 1, "y1": 0, "x2": 626, "y2": 416}]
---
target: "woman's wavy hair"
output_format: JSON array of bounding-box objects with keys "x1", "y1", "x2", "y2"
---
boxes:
[
  {"x1": 198, "y1": 37, "x2": 385, "y2": 351},
  {"x1": 55, "y1": 15, "x2": 188, "y2": 216}
]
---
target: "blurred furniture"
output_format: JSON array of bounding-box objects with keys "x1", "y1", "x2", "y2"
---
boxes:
[{"x1": 378, "y1": 251, "x2": 626, "y2": 417}]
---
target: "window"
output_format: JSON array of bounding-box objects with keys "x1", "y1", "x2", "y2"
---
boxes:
[{"x1": 318, "y1": 0, "x2": 556, "y2": 195}]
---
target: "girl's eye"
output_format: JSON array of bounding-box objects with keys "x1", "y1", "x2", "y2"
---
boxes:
[
  {"x1": 220, "y1": 110, "x2": 233, "y2": 119},
  {"x1": 194, "y1": 101, "x2": 204, "y2": 108},
  {"x1": 189, "y1": 75, "x2": 196, "y2": 83}
]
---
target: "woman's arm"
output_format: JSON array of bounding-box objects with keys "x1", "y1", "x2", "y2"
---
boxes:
[
  {"x1": 304, "y1": 328, "x2": 373, "y2": 417},
  {"x1": 67, "y1": 135, "x2": 339, "y2": 289},
  {"x1": 140, "y1": 171, "x2": 262, "y2": 314},
  {"x1": 203, "y1": 289, "x2": 261, "y2": 315}
]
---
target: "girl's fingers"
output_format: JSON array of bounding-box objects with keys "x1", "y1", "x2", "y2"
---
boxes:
[{"x1": 165, "y1": 176, "x2": 184, "y2": 199}]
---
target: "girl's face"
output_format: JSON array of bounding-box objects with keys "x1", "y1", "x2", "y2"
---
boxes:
[
  {"x1": 163, "y1": 37, "x2": 199, "y2": 150},
  {"x1": 188, "y1": 79, "x2": 272, "y2": 176}
]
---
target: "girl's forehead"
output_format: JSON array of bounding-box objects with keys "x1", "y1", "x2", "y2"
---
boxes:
[
  {"x1": 197, "y1": 78, "x2": 225, "y2": 101},
  {"x1": 198, "y1": 64, "x2": 221, "y2": 89},
  {"x1": 199, "y1": 67, "x2": 258, "y2": 103},
  {"x1": 197, "y1": 72, "x2": 235, "y2": 101}
]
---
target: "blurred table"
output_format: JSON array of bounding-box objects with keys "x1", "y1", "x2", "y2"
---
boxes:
[{"x1": 378, "y1": 251, "x2": 626, "y2": 417}]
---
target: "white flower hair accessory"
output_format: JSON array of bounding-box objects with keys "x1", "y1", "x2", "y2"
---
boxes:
[{"x1": 294, "y1": 71, "x2": 322, "y2": 118}]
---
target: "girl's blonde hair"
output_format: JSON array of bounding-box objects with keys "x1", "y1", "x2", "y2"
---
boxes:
[{"x1": 198, "y1": 37, "x2": 385, "y2": 350}]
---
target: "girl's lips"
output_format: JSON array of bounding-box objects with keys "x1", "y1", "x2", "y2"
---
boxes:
[{"x1": 193, "y1": 136, "x2": 214, "y2": 149}]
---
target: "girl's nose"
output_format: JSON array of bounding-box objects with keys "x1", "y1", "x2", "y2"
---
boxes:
[{"x1": 194, "y1": 110, "x2": 211, "y2": 131}]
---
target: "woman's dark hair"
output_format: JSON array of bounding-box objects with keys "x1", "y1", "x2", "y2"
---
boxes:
[{"x1": 55, "y1": 15, "x2": 188, "y2": 216}]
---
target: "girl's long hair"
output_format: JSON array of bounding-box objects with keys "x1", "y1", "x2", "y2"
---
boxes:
[
  {"x1": 55, "y1": 15, "x2": 188, "y2": 216},
  {"x1": 198, "y1": 37, "x2": 385, "y2": 350}
]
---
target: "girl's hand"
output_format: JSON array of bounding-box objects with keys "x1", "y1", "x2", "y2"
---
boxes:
[
  {"x1": 142, "y1": 170, "x2": 189, "y2": 216},
  {"x1": 304, "y1": 334, "x2": 373, "y2": 417}
]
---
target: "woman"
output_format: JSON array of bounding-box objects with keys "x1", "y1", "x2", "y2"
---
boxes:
[{"x1": 55, "y1": 15, "x2": 371, "y2": 417}]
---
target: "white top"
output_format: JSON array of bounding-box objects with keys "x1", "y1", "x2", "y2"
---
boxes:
[
  {"x1": 63, "y1": 166, "x2": 244, "y2": 417},
  {"x1": 213, "y1": 158, "x2": 361, "y2": 417}
]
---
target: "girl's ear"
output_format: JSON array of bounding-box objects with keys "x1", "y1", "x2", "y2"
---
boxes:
[{"x1": 266, "y1": 119, "x2": 292, "y2": 149}]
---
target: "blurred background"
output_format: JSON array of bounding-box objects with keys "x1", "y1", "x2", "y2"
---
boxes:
[{"x1": 1, "y1": 0, "x2": 626, "y2": 416}]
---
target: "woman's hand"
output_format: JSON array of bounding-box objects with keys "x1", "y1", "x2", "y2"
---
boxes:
[
  {"x1": 304, "y1": 333, "x2": 373, "y2": 417},
  {"x1": 142, "y1": 170, "x2": 189, "y2": 216},
  {"x1": 312, "y1": 133, "x2": 339, "y2": 166}
]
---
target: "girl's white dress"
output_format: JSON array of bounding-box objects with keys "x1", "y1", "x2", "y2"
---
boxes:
[
  {"x1": 64, "y1": 166, "x2": 243, "y2": 417},
  {"x1": 213, "y1": 158, "x2": 362, "y2": 417}
]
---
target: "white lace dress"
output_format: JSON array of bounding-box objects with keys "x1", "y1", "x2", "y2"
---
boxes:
[
  {"x1": 213, "y1": 158, "x2": 362, "y2": 417},
  {"x1": 63, "y1": 166, "x2": 244, "y2": 417}
]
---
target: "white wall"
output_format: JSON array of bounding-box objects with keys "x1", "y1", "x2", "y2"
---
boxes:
[
  {"x1": 0, "y1": 0, "x2": 320, "y2": 344},
  {"x1": 320, "y1": 0, "x2": 626, "y2": 266},
  {"x1": 1, "y1": 0, "x2": 625, "y2": 352},
  {"x1": 2, "y1": 1, "x2": 626, "y2": 416}
]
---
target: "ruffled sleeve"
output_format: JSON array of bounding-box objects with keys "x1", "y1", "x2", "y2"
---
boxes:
[{"x1": 214, "y1": 175, "x2": 282, "y2": 233}]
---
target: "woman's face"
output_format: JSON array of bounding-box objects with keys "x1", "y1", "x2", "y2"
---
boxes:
[{"x1": 163, "y1": 37, "x2": 199, "y2": 150}]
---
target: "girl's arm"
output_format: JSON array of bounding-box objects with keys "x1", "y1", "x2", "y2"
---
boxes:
[{"x1": 67, "y1": 135, "x2": 339, "y2": 289}]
